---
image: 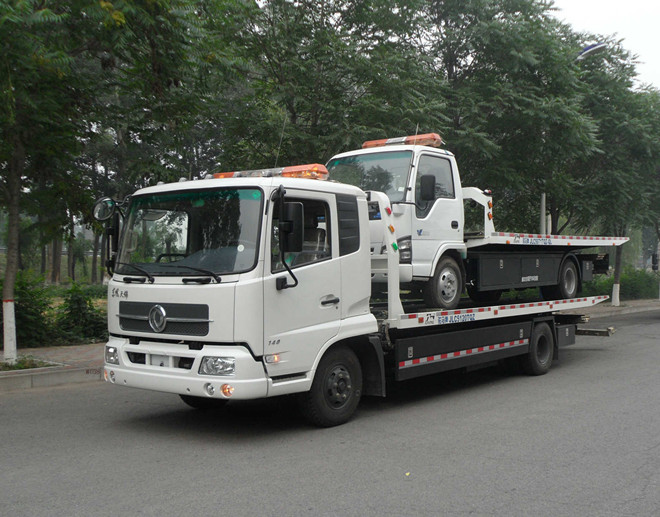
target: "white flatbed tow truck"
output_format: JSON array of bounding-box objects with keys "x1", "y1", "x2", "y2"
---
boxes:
[{"x1": 93, "y1": 162, "x2": 618, "y2": 426}]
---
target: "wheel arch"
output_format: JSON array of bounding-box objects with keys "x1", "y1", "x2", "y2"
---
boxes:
[{"x1": 312, "y1": 335, "x2": 386, "y2": 398}]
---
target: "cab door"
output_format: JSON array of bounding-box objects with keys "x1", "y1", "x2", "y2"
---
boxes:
[
  {"x1": 412, "y1": 153, "x2": 464, "y2": 277},
  {"x1": 263, "y1": 189, "x2": 341, "y2": 378}
]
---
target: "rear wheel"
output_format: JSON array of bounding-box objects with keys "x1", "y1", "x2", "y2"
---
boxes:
[
  {"x1": 299, "y1": 346, "x2": 362, "y2": 427},
  {"x1": 542, "y1": 259, "x2": 578, "y2": 300},
  {"x1": 423, "y1": 256, "x2": 463, "y2": 309},
  {"x1": 521, "y1": 322, "x2": 554, "y2": 375},
  {"x1": 179, "y1": 395, "x2": 228, "y2": 410}
]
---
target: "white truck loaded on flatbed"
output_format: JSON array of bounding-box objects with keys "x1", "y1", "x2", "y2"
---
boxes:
[
  {"x1": 327, "y1": 133, "x2": 627, "y2": 308},
  {"x1": 93, "y1": 139, "x2": 626, "y2": 427}
]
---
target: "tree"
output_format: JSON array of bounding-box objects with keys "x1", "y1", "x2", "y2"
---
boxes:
[
  {"x1": 218, "y1": 0, "x2": 447, "y2": 169},
  {"x1": 425, "y1": 0, "x2": 600, "y2": 231}
]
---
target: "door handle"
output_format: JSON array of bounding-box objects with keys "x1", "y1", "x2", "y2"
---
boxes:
[
  {"x1": 451, "y1": 220, "x2": 459, "y2": 229},
  {"x1": 321, "y1": 297, "x2": 340, "y2": 306}
]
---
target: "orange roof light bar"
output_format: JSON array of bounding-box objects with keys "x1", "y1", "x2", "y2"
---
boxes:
[
  {"x1": 362, "y1": 133, "x2": 443, "y2": 149},
  {"x1": 213, "y1": 163, "x2": 328, "y2": 180}
]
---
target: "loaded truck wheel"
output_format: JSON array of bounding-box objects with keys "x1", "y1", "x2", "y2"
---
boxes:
[
  {"x1": 521, "y1": 322, "x2": 554, "y2": 375},
  {"x1": 541, "y1": 259, "x2": 578, "y2": 300},
  {"x1": 299, "y1": 346, "x2": 362, "y2": 427},
  {"x1": 423, "y1": 256, "x2": 463, "y2": 309},
  {"x1": 179, "y1": 394, "x2": 228, "y2": 410}
]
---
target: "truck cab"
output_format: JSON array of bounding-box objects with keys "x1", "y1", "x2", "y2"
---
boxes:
[
  {"x1": 96, "y1": 165, "x2": 383, "y2": 425},
  {"x1": 327, "y1": 133, "x2": 467, "y2": 307}
]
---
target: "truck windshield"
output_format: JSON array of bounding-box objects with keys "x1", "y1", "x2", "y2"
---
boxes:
[
  {"x1": 116, "y1": 187, "x2": 263, "y2": 277},
  {"x1": 326, "y1": 150, "x2": 412, "y2": 202}
]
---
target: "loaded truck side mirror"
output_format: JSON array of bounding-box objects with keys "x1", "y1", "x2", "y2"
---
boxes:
[
  {"x1": 420, "y1": 175, "x2": 436, "y2": 201},
  {"x1": 279, "y1": 202, "x2": 304, "y2": 253}
]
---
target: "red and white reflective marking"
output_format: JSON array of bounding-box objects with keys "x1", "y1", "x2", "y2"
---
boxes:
[
  {"x1": 395, "y1": 295, "x2": 609, "y2": 330},
  {"x1": 398, "y1": 339, "x2": 529, "y2": 370}
]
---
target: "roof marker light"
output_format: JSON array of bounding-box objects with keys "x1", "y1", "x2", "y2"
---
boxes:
[
  {"x1": 213, "y1": 163, "x2": 328, "y2": 180},
  {"x1": 362, "y1": 133, "x2": 443, "y2": 149}
]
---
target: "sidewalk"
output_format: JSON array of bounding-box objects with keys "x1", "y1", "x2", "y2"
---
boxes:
[
  {"x1": 0, "y1": 342, "x2": 105, "y2": 393},
  {"x1": 1, "y1": 298, "x2": 659, "y2": 393}
]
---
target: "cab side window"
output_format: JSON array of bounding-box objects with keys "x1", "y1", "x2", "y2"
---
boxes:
[
  {"x1": 271, "y1": 198, "x2": 331, "y2": 272},
  {"x1": 415, "y1": 155, "x2": 454, "y2": 218}
]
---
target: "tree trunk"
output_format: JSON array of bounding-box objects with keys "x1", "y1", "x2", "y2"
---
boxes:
[
  {"x1": 2, "y1": 133, "x2": 25, "y2": 363},
  {"x1": 100, "y1": 231, "x2": 107, "y2": 284},
  {"x1": 91, "y1": 232, "x2": 100, "y2": 284},
  {"x1": 51, "y1": 239, "x2": 62, "y2": 285},
  {"x1": 611, "y1": 245, "x2": 623, "y2": 307},
  {"x1": 40, "y1": 244, "x2": 47, "y2": 276},
  {"x1": 67, "y1": 216, "x2": 75, "y2": 282}
]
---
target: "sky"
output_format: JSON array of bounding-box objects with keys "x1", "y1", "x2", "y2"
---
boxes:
[{"x1": 550, "y1": 0, "x2": 660, "y2": 88}]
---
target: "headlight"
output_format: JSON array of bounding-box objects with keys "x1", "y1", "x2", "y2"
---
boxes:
[
  {"x1": 199, "y1": 356, "x2": 235, "y2": 376},
  {"x1": 105, "y1": 346, "x2": 119, "y2": 365},
  {"x1": 398, "y1": 237, "x2": 412, "y2": 264}
]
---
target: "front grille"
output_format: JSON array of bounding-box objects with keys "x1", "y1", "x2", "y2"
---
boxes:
[{"x1": 119, "y1": 301, "x2": 210, "y2": 336}]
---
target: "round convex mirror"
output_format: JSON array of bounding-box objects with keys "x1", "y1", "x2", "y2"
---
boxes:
[{"x1": 93, "y1": 197, "x2": 116, "y2": 221}]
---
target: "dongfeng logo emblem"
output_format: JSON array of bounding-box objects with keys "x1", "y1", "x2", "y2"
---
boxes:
[{"x1": 148, "y1": 305, "x2": 167, "y2": 333}]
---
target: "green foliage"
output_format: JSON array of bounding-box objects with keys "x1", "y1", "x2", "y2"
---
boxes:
[
  {"x1": 582, "y1": 268, "x2": 660, "y2": 300},
  {"x1": 0, "y1": 271, "x2": 54, "y2": 348},
  {"x1": 55, "y1": 283, "x2": 107, "y2": 342},
  {"x1": 0, "y1": 273, "x2": 107, "y2": 349}
]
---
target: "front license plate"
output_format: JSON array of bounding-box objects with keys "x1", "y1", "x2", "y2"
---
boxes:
[{"x1": 150, "y1": 354, "x2": 169, "y2": 367}]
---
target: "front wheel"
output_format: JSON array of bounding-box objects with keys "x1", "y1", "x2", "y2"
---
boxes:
[
  {"x1": 423, "y1": 256, "x2": 463, "y2": 309},
  {"x1": 299, "y1": 346, "x2": 362, "y2": 427}
]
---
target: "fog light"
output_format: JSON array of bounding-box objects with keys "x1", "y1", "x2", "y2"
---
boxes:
[
  {"x1": 199, "y1": 356, "x2": 235, "y2": 376},
  {"x1": 109, "y1": 370, "x2": 115, "y2": 383},
  {"x1": 221, "y1": 384, "x2": 234, "y2": 397},
  {"x1": 105, "y1": 346, "x2": 119, "y2": 365},
  {"x1": 204, "y1": 383, "x2": 216, "y2": 396}
]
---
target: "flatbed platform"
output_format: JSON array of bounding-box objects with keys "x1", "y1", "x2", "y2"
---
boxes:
[{"x1": 383, "y1": 295, "x2": 610, "y2": 330}]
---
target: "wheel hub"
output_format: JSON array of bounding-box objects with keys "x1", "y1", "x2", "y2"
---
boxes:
[
  {"x1": 325, "y1": 366, "x2": 352, "y2": 409},
  {"x1": 439, "y1": 269, "x2": 458, "y2": 302}
]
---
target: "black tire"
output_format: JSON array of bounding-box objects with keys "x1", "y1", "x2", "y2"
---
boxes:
[
  {"x1": 557, "y1": 260, "x2": 579, "y2": 299},
  {"x1": 521, "y1": 322, "x2": 554, "y2": 375},
  {"x1": 542, "y1": 259, "x2": 578, "y2": 300},
  {"x1": 466, "y1": 286, "x2": 502, "y2": 305},
  {"x1": 423, "y1": 256, "x2": 463, "y2": 309},
  {"x1": 179, "y1": 394, "x2": 228, "y2": 410},
  {"x1": 299, "y1": 346, "x2": 362, "y2": 427}
]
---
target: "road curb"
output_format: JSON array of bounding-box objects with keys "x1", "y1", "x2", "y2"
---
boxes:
[{"x1": 0, "y1": 366, "x2": 102, "y2": 393}]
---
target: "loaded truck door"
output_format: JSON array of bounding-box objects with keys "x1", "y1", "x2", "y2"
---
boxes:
[
  {"x1": 412, "y1": 153, "x2": 464, "y2": 277},
  {"x1": 263, "y1": 189, "x2": 341, "y2": 377}
]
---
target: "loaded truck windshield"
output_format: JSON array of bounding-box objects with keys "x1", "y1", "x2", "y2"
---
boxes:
[
  {"x1": 327, "y1": 150, "x2": 412, "y2": 202},
  {"x1": 116, "y1": 187, "x2": 263, "y2": 277}
]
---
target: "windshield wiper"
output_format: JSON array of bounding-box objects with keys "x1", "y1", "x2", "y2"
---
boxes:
[
  {"x1": 159, "y1": 264, "x2": 221, "y2": 283},
  {"x1": 116, "y1": 262, "x2": 155, "y2": 283}
]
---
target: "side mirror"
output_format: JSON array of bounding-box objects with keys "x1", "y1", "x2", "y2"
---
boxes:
[
  {"x1": 279, "y1": 202, "x2": 304, "y2": 253},
  {"x1": 93, "y1": 197, "x2": 116, "y2": 221},
  {"x1": 420, "y1": 175, "x2": 436, "y2": 201}
]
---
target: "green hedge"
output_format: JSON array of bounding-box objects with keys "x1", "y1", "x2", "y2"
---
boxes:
[
  {"x1": 581, "y1": 267, "x2": 660, "y2": 300},
  {"x1": 1, "y1": 271, "x2": 108, "y2": 349}
]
